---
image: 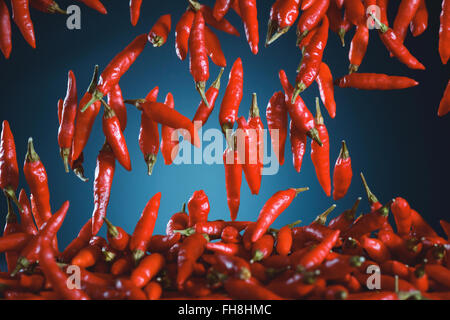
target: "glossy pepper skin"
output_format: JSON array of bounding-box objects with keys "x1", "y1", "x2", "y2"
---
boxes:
[
  {"x1": 0, "y1": 121, "x2": 19, "y2": 207},
  {"x1": 219, "y1": 57, "x2": 244, "y2": 135},
  {"x1": 438, "y1": 80, "x2": 450, "y2": 117},
  {"x1": 390, "y1": 197, "x2": 412, "y2": 237},
  {"x1": 18, "y1": 189, "x2": 37, "y2": 236},
  {"x1": 266, "y1": 91, "x2": 288, "y2": 166},
  {"x1": 393, "y1": 0, "x2": 421, "y2": 43},
  {"x1": 439, "y1": 0, "x2": 450, "y2": 64},
  {"x1": 315, "y1": 62, "x2": 336, "y2": 118},
  {"x1": 213, "y1": 0, "x2": 231, "y2": 21},
  {"x1": 91, "y1": 142, "x2": 115, "y2": 236},
  {"x1": 30, "y1": 0, "x2": 65, "y2": 14},
  {"x1": 348, "y1": 24, "x2": 369, "y2": 73},
  {"x1": 247, "y1": 93, "x2": 264, "y2": 191},
  {"x1": 252, "y1": 188, "x2": 308, "y2": 243},
  {"x1": 76, "y1": 0, "x2": 106, "y2": 15},
  {"x1": 239, "y1": 0, "x2": 259, "y2": 54},
  {"x1": 160, "y1": 93, "x2": 179, "y2": 165},
  {"x1": 344, "y1": 201, "x2": 392, "y2": 239},
  {"x1": 328, "y1": 197, "x2": 360, "y2": 231},
  {"x1": 148, "y1": 14, "x2": 171, "y2": 47},
  {"x1": 189, "y1": 11, "x2": 210, "y2": 108},
  {"x1": 131, "y1": 253, "x2": 165, "y2": 288},
  {"x1": 187, "y1": 190, "x2": 210, "y2": 227},
  {"x1": 223, "y1": 136, "x2": 242, "y2": 221},
  {"x1": 11, "y1": 0, "x2": 36, "y2": 48},
  {"x1": 332, "y1": 140, "x2": 352, "y2": 200},
  {"x1": 205, "y1": 26, "x2": 227, "y2": 67},
  {"x1": 189, "y1": 1, "x2": 240, "y2": 37},
  {"x1": 193, "y1": 68, "x2": 224, "y2": 126},
  {"x1": 129, "y1": 0, "x2": 142, "y2": 26},
  {"x1": 311, "y1": 99, "x2": 331, "y2": 197},
  {"x1": 0, "y1": 0, "x2": 12, "y2": 59},
  {"x1": 129, "y1": 192, "x2": 162, "y2": 263},
  {"x1": 289, "y1": 120, "x2": 307, "y2": 172},
  {"x1": 410, "y1": 0, "x2": 427, "y2": 37},
  {"x1": 343, "y1": 0, "x2": 365, "y2": 26},
  {"x1": 175, "y1": 9, "x2": 195, "y2": 61},
  {"x1": 296, "y1": 229, "x2": 340, "y2": 270},
  {"x1": 296, "y1": 0, "x2": 330, "y2": 44},
  {"x1": 177, "y1": 233, "x2": 208, "y2": 289},
  {"x1": 336, "y1": 73, "x2": 419, "y2": 90},
  {"x1": 23, "y1": 138, "x2": 52, "y2": 228},
  {"x1": 103, "y1": 217, "x2": 130, "y2": 251},
  {"x1": 107, "y1": 84, "x2": 127, "y2": 132}
]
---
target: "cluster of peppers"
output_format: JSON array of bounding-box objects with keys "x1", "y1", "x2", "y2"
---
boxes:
[{"x1": 0, "y1": 119, "x2": 449, "y2": 299}]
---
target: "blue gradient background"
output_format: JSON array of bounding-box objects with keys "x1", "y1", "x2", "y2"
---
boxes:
[{"x1": 0, "y1": 1, "x2": 448, "y2": 269}]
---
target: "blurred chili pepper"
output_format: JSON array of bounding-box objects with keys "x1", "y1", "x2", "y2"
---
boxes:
[
  {"x1": 438, "y1": 80, "x2": 450, "y2": 117},
  {"x1": 315, "y1": 62, "x2": 336, "y2": 118},
  {"x1": 177, "y1": 233, "x2": 208, "y2": 289},
  {"x1": 393, "y1": 0, "x2": 421, "y2": 43},
  {"x1": 60, "y1": 218, "x2": 92, "y2": 262},
  {"x1": 439, "y1": 0, "x2": 449, "y2": 64},
  {"x1": 175, "y1": 9, "x2": 195, "y2": 61},
  {"x1": 187, "y1": 190, "x2": 210, "y2": 227},
  {"x1": 343, "y1": 0, "x2": 365, "y2": 26},
  {"x1": 3, "y1": 198, "x2": 21, "y2": 272},
  {"x1": 17, "y1": 189, "x2": 37, "y2": 236},
  {"x1": 0, "y1": 0, "x2": 12, "y2": 59},
  {"x1": 193, "y1": 68, "x2": 224, "y2": 126},
  {"x1": 266, "y1": 91, "x2": 288, "y2": 165},
  {"x1": 205, "y1": 26, "x2": 226, "y2": 67},
  {"x1": 224, "y1": 278, "x2": 282, "y2": 300},
  {"x1": 289, "y1": 120, "x2": 307, "y2": 173},
  {"x1": 335, "y1": 73, "x2": 419, "y2": 90},
  {"x1": 11, "y1": 0, "x2": 36, "y2": 48},
  {"x1": 160, "y1": 92, "x2": 179, "y2": 165},
  {"x1": 1, "y1": 120, "x2": 20, "y2": 209},
  {"x1": 239, "y1": 0, "x2": 259, "y2": 54},
  {"x1": 189, "y1": 1, "x2": 240, "y2": 37},
  {"x1": 148, "y1": 14, "x2": 171, "y2": 47},
  {"x1": 129, "y1": 0, "x2": 142, "y2": 26},
  {"x1": 332, "y1": 140, "x2": 352, "y2": 200},
  {"x1": 30, "y1": 0, "x2": 66, "y2": 14},
  {"x1": 296, "y1": 0, "x2": 329, "y2": 44},
  {"x1": 223, "y1": 135, "x2": 242, "y2": 221},
  {"x1": 107, "y1": 84, "x2": 127, "y2": 132},
  {"x1": 71, "y1": 236, "x2": 106, "y2": 268},
  {"x1": 213, "y1": 0, "x2": 231, "y2": 20},
  {"x1": 131, "y1": 253, "x2": 165, "y2": 288},
  {"x1": 76, "y1": 0, "x2": 106, "y2": 14}
]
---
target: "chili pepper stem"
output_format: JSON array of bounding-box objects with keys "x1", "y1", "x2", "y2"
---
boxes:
[
  {"x1": 239, "y1": 267, "x2": 251, "y2": 280},
  {"x1": 314, "y1": 97, "x2": 324, "y2": 125},
  {"x1": 338, "y1": 28, "x2": 346, "y2": 47},
  {"x1": 188, "y1": 0, "x2": 201, "y2": 11},
  {"x1": 291, "y1": 82, "x2": 306, "y2": 104},
  {"x1": 348, "y1": 64, "x2": 358, "y2": 74},
  {"x1": 345, "y1": 197, "x2": 362, "y2": 220},
  {"x1": 49, "y1": 2, "x2": 67, "y2": 15},
  {"x1": 195, "y1": 81, "x2": 210, "y2": 109},
  {"x1": 294, "y1": 187, "x2": 309, "y2": 195},
  {"x1": 250, "y1": 250, "x2": 264, "y2": 263},
  {"x1": 145, "y1": 154, "x2": 157, "y2": 175},
  {"x1": 369, "y1": 12, "x2": 387, "y2": 33},
  {"x1": 296, "y1": 30, "x2": 309, "y2": 47},
  {"x1": 222, "y1": 123, "x2": 233, "y2": 149},
  {"x1": 102, "y1": 249, "x2": 116, "y2": 262},
  {"x1": 73, "y1": 167, "x2": 89, "y2": 182},
  {"x1": 307, "y1": 128, "x2": 323, "y2": 146},
  {"x1": 3, "y1": 187, "x2": 22, "y2": 212},
  {"x1": 173, "y1": 228, "x2": 195, "y2": 237},
  {"x1": 103, "y1": 217, "x2": 119, "y2": 238},
  {"x1": 132, "y1": 250, "x2": 145, "y2": 265},
  {"x1": 314, "y1": 204, "x2": 337, "y2": 225},
  {"x1": 87, "y1": 65, "x2": 100, "y2": 94},
  {"x1": 339, "y1": 141, "x2": 350, "y2": 159},
  {"x1": 81, "y1": 90, "x2": 103, "y2": 113},
  {"x1": 360, "y1": 172, "x2": 379, "y2": 206},
  {"x1": 212, "y1": 68, "x2": 224, "y2": 91},
  {"x1": 266, "y1": 21, "x2": 290, "y2": 46},
  {"x1": 60, "y1": 147, "x2": 70, "y2": 173},
  {"x1": 10, "y1": 257, "x2": 30, "y2": 277},
  {"x1": 287, "y1": 219, "x2": 303, "y2": 228},
  {"x1": 25, "y1": 138, "x2": 40, "y2": 163},
  {"x1": 150, "y1": 35, "x2": 164, "y2": 47},
  {"x1": 249, "y1": 93, "x2": 259, "y2": 118},
  {"x1": 265, "y1": 20, "x2": 277, "y2": 47}
]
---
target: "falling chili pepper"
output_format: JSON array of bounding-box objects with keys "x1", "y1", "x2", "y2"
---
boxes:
[
  {"x1": 328, "y1": 197, "x2": 361, "y2": 231},
  {"x1": 76, "y1": 0, "x2": 106, "y2": 15},
  {"x1": 107, "y1": 84, "x2": 127, "y2": 132},
  {"x1": 130, "y1": 192, "x2": 162, "y2": 263},
  {"x1": 148, "y1": 14, "x2": 171, "y2": 47},
  {"x1": 175, "y1": 9, "x2": 195, "y2": 61},
  {"x1": 348, "y1": 24, "x2": 369, "y2": 73},
  {"x1": 129, "y1": 0, "x2": 142, "y2": 26},
  {"x1": 103, "y1": 217, "x2": 130, "y2": 252},
  {"x1": 204, "y1": 26, "x2": 227, "y2": 67},
  {"x1": 160, "y1": 92, "x2": 179, "y2": 166},
  {"x1": 248, "y1": 93, "x2": 264, "y2": 187},
  {"x1": 315, "y1": 62, "x2": 336, "y2": 118},
  {"x1": 11, "y1": 0, "x2": 36, "y2": 48},
  {"x1": 18, "y1": 189, "x2": 37, "y2": 236},
  {"x1": 223, "y1": 135, "x2": 242, "y2": 221},
  {"x1": 296, "y1": 0, "x2": 330, "y2": 45},
  {"x1": 289, "y1": 120, "x2": 307, "y2": 173},
  {"x1": 311, "y1": 98, "x2": 331, "y2": 197},
  {"x1": 343, "y1": 0, "x2": 365, "y2": 26},
  {"x1": 0, "y1": 0, "x2": 12, "y2": 59},
  {"x1": 213, "y1": 0, "x2": 231, "y2": 21},
  {"x1": 187, "y1": 190, "x2": 210, "y2": 227},
  {"x1": 439, "y1": 0, "x2": 449, "y2": 64},
  {"x1": 266, "y1": 91, "x2": 288, "y2": 165},
  {"x1": 438, "y1": 80, "x2": 450, "y2": 117},
  {"x1": 332, "y1": 140, "x2": 352, "y2": 200},
  {"x1": 393, "y1": 0, "x2": 421, "y2": 43},
  {"x1": 30, "y1": 0, "x2": 66, "y2": 14},
  {"x1": 335, "y1": 73, "x2": 419, "y2": 90},
  {"x1": 410, "y1": 0, "x2": 427, "y2": 37},
  {"x1": 238, "y1": 0, "x2": 259, "y2": 54},
  {"x1": 0, "y1": 121, "x2": 20, "y2": 209},
  {"x1": 193, "y1": 68, "x2": 224, "y2": 126}
]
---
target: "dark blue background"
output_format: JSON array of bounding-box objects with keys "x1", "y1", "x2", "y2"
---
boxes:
[{"x1": 0, "y1": 1, "x2": 448, "y2": 269}]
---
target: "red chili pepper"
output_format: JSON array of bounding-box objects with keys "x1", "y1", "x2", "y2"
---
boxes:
[
  {"x1": 175, "y1": 9, "x2": 195, "y2": 61},
  {"x1": 224, "y1": 278, "x2": 282, "y2": 300},
  {"x1": 219, "y1": 57, "x2": 244, "y2": 136},
  {"x1": 315, "y1": 62, "x2": 336, "y2": 118},
  {"x1": 370, "y1": 13, "x2": 425, "y2": 70},
  {"x1": 328, "y1": 197, "x2": 360, "y2": 231},
  {"x1": 115, "y1": 278, "x2": 147, "y2": 300},
  {"x1": 311, "y1": 99, "x2": 331, "y2": 196},
  {"x1": 223, "y1": 136, "x2": 242, "y2": 221},
  {"x1": 279, "y1": 69, "x2": 322, "y2": 146},
  {"x1": 297, "y1": 0, "x2": 329, "y2": 44},
  {"x1": 289, "y1": 120, "x2": 307, "y2": 173},
  {"x1": 390, "y1": 197, "x2": 412, "y2": 237},
  {"x1": 266, "y1": 0, "x2": 300, "y2": 46},
  {"x1": 438, "y1": 80, "x2": 450, "y2": 117},
  {"x1": 103, "y1": 217, "x2": 130, "y2": 252},
  {"x1": 439, "y1": 0, "x2": 450, "y2": 64},
  {"x1": 91, "y1": 142, "x2": 115, "y2": 236},
  {"x1": 107, "y1": 84, "x2": 127, "y2": 132},
  {"x1": 147, "y1": 234, "x2": 180, "y2": 253},
  {"x1": 213, "y1": 0, "x2": 231, "y2": 20},
  {"x1": 267, "y1": 270, "x2": 317, "y2": 298},
  {"x1": 76, "y1": 0, "x2": 106, "y2": 14},
  {"x1": 166, "y1": 205, "x2": 188, "y2": 236},
  {"x1": 187, "y1": 190, "x2": 210, "y2": 227},
  {"x1": 393, "y1": 0, "x2": 421, "y2": 43},
  {"x1": 212, "y1": 253, "x2": 251, "y2": 280},
  {"x1": 348, "y1": 24, "x2": 368, "y2": 73},
  {"x1": 221, "y1": 226, "x2": 241, "y2": 243},
  {"x1": 320, "y1": 254, "x2": 365, "y2": 280},
  {"x1": 380, "y1": 260, "x2": 410, "y2": 278},
  {"x1": 189, "y1": 1, "x2": 240, "y2": 37},
  {"x1": 347, "y1": 291, "x2": 398, "y2": 300},
  {"x1": 251, "y1": 233, "x2": 275, "y2": 262},
  {"x1": 335, "y1": 73, "x2": 419, "y2": 90},
  {"x1": 144, "y1": 281, "x2": 162, "y2": 300},
  {"x1": 238, "y1": 0, "x2": 259, "y2": 54},
  {"x1": 71, "y1": 66, "x2": 101, "y2": 162},
  {"x1": 327, "y1": 0, "x2": 346, "y2": 46},
  {"x1": 409, "y1": 209, "x2": 438, "y2": 238},
  {"x1": 17, "y1": 189, "x2": 37, "y2": 236},
  {"x1": 0, "y1": 0, "x2": 12, "y2": 59},
  {"x1": 129, "y1": 192, "x2": 161, "y2": 263},
  {"x1": 160, "y1": 93, "x2": 179, "y2": 166},
  {"x1": 189, "y1": 11, "x2": 210, "y2": 107},
  {"x1": 177, "y1": 233, "x2": 208, "y2": 289},
  {"x1": 266, "y1": 91, "x2": 288, "y2": 165},
  {"x1": 298, "y1": 25, "x2": 318, "y2": 53},
  {"x1": 361, "y1": 235, "x2": 391, "y2": 263},
  {"x1": 193, "y1": 68, "x2": 223, "y2": 126},
  {"x1": 296, "y1": 229, "x2": 340, "y2": 270},
  {"x1": 148, "y1": 14, "x2": 171, "y2": 47},
  {"x1": 344, "y1": 201, "x2": 392, "y2": 239},
  {"x1": 60, "y1": 218, "x2": 92, "y2": 262},
  {"x1": 251, "y1": 188, "x2": 308, "y2": 243},
  {"x1": 440, "y1": 220, "x2": 450, "y2": 240},
  {"x1": 206, "y1": 241, "x2": 244, "y2": 256},
  {"x1": 276, "y1": 226, "x2": 293, "y2": 256},
  {"x1": 111, "y1": 255, "x2": 133, "y2": 276},
  {"x1": 3, "y1": 198, "x2": 21, "y2": 272},
  {"x1": 30, "y1": 0, "x2": 66, "y2": 14},
  {"x1": 425, "y1": 264, "x2": 450, "y2": 288},
  {"x1": 0, "y1": 120, "x2": 20, "y2": 209},
  {"x1": 23, "y1": 138, "x2": 52, "y2": 228},
  {"x1": 357, "y1": 172, "x2": 382, "y2": 211},
  {"x1": 205, "y1": 26, "x2": 226, "y2": 67},
  {"x1": 71, "y1": 236, "x2": 105, "y2": 268},
  {"x1": 11, "y1": 0, "x2": 35, "y2": 48},
  {"x1": 343, "y1": 0, "x2": 365, "y2": 26},
  {"x1": 129, "y1": 0, "x2": 142, "y2": 26},
  {"x1": 409, "y1": 265, "x2": 429, "y2": 292},
  {"x1": 376, "y1": 0, "x2": 389, "y2": 26},
  {"x1": 131, "y1": 253, "x2": 165, "y2": 288},
  {"x1": 294, "y1": 16, "x2": 329, "y2": 98},
  {"x1": 332, "y1": 140, "x2": 352, "y2": 200},
  {"x1": 82, "y1": 35, "x2": 147, "y2": 110}
]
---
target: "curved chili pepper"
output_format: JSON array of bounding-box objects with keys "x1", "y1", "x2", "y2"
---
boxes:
[
  {"x1": 166, "y1": 205, "x2": 188, "y2": 236},
  {"x1": 376, "y1": 0, "x2": 389, "y2": 26},
  {"x1": 439, "y1": 0, "x2": 449, "y2": 64},
  {"x1": 30, "y1": 0, "x2": 66, "y2": 14},
  {"x1": 103, "y1": 217, "x2": 129, "y2": 251},
  {"x1": 147, "y1": 234, "x2": 180, "y2": 253},
  {"x1": 393, "y1": 0, "x2": 421, "y2": 43},
  {"x1": 60, "y1": 218, "x2": 92, "y2": 262},
  {"x1": 332, "y1": 140, "x2": 352, "y2": 200},
  {"x1": 223, "y1": 136, "x2": 242, "y2": 221},
  {"x1": 76, "y1": 0, "x2": 106, "y2": 14},
  {"x1": 315, "y1": 62, "x2": 336, "y2": 118},
  {"x1": 130, "y1": 192, "x2": 161, "y2": 263},
  {"x1": 278, "y1": 69, "x2": 322, "y2": 146},
  {"x1": 71, "y1": 236, "x2": 105, "y2": 268},
  {"x1": 131, "y1": 253, "x2": 165, "y2": 288},
  {"x1": 0, "y1": 120, "x2": 20, "y2": 209},
  {"x1": 189, "y1": 1, "x2": 240, "y2": 36},
  {"x1": 144, "y1": 281, "x2": 162, "y2": 300},
  {"x1": 175, "y1": 9, "x2": 195, "y2": 61},
  {"x1": 107, "y1": 84, "x2": 127, "y2": 132},
  {"x1": 320, "y1": 254, "x2": 365, "y2": 280},
  {"x1": 23, "y1": 138, "x2": 52, "y2": 228},
  {"x1": 390, "y1": 197, "x2": 412, "y2": 236},
  {"x1": 219, "y1": 57, "x2": 243, "y2": 136},
  {"x1": 335, "y1": 73, "x2": 419, "y2": 90},
  {"x1": 266, "y1": 0, "x2": 301, "y2": 46},
  {"x1": 276, "y1": 225, "x2": 294, "y2": 256},
  {"x1": 11, "y1": 0, "x2": 35, "y2": 48},
  {"x1": 160, "y1": 93, "x2": 179, "y2": 165},
  {"x1": 91, "y1": 142, "x2": 115, "y2": 236},
  {"x1": 58, "y1": 70, "x2": 77, "y2": 172},
  {"x1": 293, "y1": 16, "x2": 329, "y2": 98},
  {"x1": 370, "y1": 13, "x2": 425, "y2": 70},
  {"x1": 177, "y1": 233, "x2": 208, "y2": 288},
  {"x1": 213, "y1": 0, "x2": 231, "y2": 20},
  {"x1": 189, "y1": 11, "x2": 210, "y2": 108},
  {"x1": 348, "y1": 24, "x2": 369, "y2": 73},
  {"x1": 251, "y1": 188, "x2": 308, "y2": 243},
  {"x1": 266, "y1": 91, "x2": 288, "y2": 165},
  {"x1": 289, "y1": 120, "x2": 307, "y2": 172},
  {"x1": 409, "y1": 209, "x2": 438, "y2": 238},
  {"x1": 361, "y1": 235, "x2": 391, "y2": 263},
  {"x1": 343, "y1": 0, "x2": 365, "y2": 26},
  {"x1": 344, "y1": 201, "x2": 392, "y2": 239},
  {"x1": 129, "y1": 0, "x2": 142, "y2": 26},
  {"x1": 297, "y1": 0, "x2": 329, "y2": 44},
  {"x1": 328, "y1": 197, "x2": 360, "y2": 231},
  {"x1": 187, "y1": 190, "x2": 210, "y2": 227},
  {"x1": 0, "y1": 0, "x2": 12, "y2": 59},
  {"x1": 357, "y1": 172, "x2": 383, "y2": 210},
  {"x1": 326, "y1": 0, "x2": 346, "y2": 46},
  {"x1": 82, "y1": 35, "x2": 147, "y2": 111},
  {"x1": 238, "y1": 0, "x2": 259, "y2": 54},
  {"x1": 193, "y1": 68, "x2": 223, "y2": 126},
  {"x1": 311, "y1": 99, "x2": 331, "y2": 197},
  {"x1": 438, "y1": 80, "x2": 450, "y2": 117},
  {"x1": 425, "y1": 263, "x2": 450, "y2": 288},
  {"x1": 380, "y1": 260, "x2": 410, "y2": 278},
  {"x1": 17, "y1": 189, "x2": 36, "y2": 236},
  {"x1": 250, "y1": 233, "x2": 275, "y2": 262},
  {"x1": 71, "y1": 65, "x2": 101, "y2": 162},
  {"x1": 204, "y1": 26, "x2": 226, "y2": 67},
  {"x1": 248, "y1": 93, "x2": 264, "y2": 184},
  {"x1": 111, "y1": 255, "x2": 133, "y2": 276},
  {"x1": 148, "y1": 14, "x2": 171, "y2": 47}
]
